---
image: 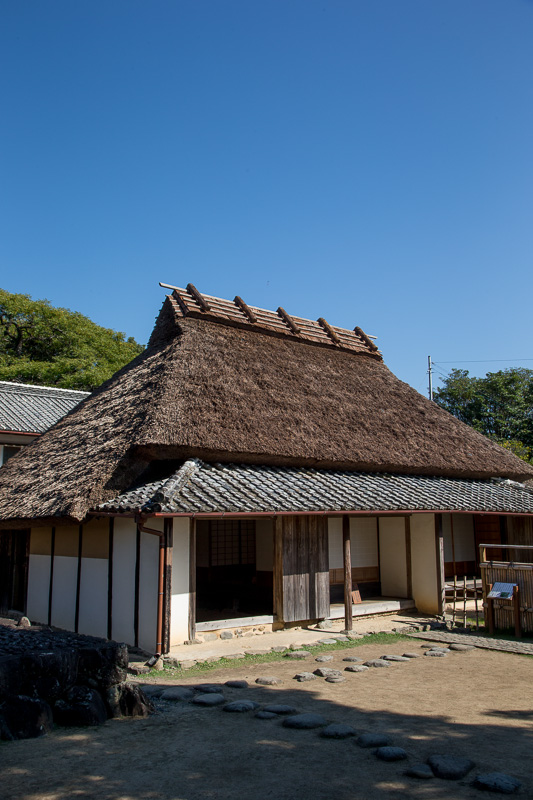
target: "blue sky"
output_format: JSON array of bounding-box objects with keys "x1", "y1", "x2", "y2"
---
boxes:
[{"x1": 1, "y1": 1, "x2": 532, "y2": 395}]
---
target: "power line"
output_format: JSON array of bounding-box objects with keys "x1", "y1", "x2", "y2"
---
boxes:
[{"x1": 433, "y1": 358, "x2": 533, "y2": 364}]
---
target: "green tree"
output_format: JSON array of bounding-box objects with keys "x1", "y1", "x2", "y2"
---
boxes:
[
  {"x1": 0, "y1": 289, "x2": 144, "y2": 390},
  {"x1": 434, "y1": 367, "x2": 533, "y2": 463}
]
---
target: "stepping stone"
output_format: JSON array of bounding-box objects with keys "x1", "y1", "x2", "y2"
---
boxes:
[
  {"x1": 427, "y1": 754, "x2": 475, "y2": 780},
  {"x1": 318, "y1": 639, "x2": 338, "y2": 645},
  {"x1": 342, "y1": 656, "x2": 362, "y2": 662},
  {"x1": 225, "y1": 680, "x2": 248, "y2": 689},
  {"x1": 380, "y1": 655, "x2": 410, "y2": 662},
  {"x1": 223, "y1": 700, "x2": 260, "y2": 712},
  {"x1": 244, "y1": 649, "x2": 270, "y2": 656},
  {"x1": 191, "y1": 693, "x2": 225, "y2": 707},
  {"x1": 283, "y1": 713, "x2": 327, "y2": 730},
  {"x1": 194, "y1": 684, "x2": 223, "y2": 693},
  {"x1": 375, "y1": 746, "x2": 408, "y2": 762},
  {"x1": 473, "y1": 772, "x2": 521, "y2": 794},
  {"x1": 325, "y1": 675, "x2": 345, "y2": 683},
  {"x1": 294, "y1": 672, "x2": 316, "y2": 682},
  {"x1": 357, "y1": 733, "x2": 391, "y2": 748},
  {"x1": 290, "y1": 643, "x2": 307, "y2": 650},
  {"x1": 344, "y1": 665, "x2": 369, "y2": 673},
  {"x1": 315, "y1": 654, "x2": 334, "y2": 663},
  {"x1": 405, "y1": 763, "x2": 434, "y2": 779},
  {"x1": 225, "y1": 653, "x2": 245, "y2": 660},
  {"x1": 284, "y1": 651, "x2": 311, "y2": 659},
  {"x1": 305, "y1": 641, "x2": 321, "y2": 647},
  {"x1": 255, "y1": 710, "x2": 278, "y2": 719},
  {"x1": 402, "y1": 653, "x2": 421, "y2": 659},
  {"x1": 263, "y1": 704, "x2": 297, "y2": 715},
  {"x1": 160, "y1": 687, "x2": 195, "y2": 701},
  {"x1": 424, "y1": 650, "x2": 448, "y2": 657},
  {"x1": 449, "y1": 644, "x2": 475, "y2": 652},
  {"x1": 320, "y1": 723, "x2": 357, "y2": 739},
  {"x1": 314, "y1": 668, "x2": 343, "y2": 678},
  {"x1": 255, "y1": 677, "x2": 282, "y2": 686},
  {"x1": 363, "y1": 660, "x2": 390, "y2": 668},
  {"x1": 271, "y1": 646, "x2": 287, "y2": 653},
  {"x1": 332, "y1": 635, "x2": 349, "y2": 642}
]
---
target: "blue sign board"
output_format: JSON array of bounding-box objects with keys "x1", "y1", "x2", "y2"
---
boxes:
[{"x1": 488, "y1": 582, "x2": 516, "y2": 599}]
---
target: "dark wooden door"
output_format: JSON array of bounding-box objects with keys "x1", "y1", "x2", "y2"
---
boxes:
[
  {"x1": 274, "y1": 516, "x2": 329, "y2": 623},
  {"x1": 474, "y1": 515, "x2": 502, "y2": 569},
  {"x1": 0, "y1": 530, "x2": 29, "y2": 615}
]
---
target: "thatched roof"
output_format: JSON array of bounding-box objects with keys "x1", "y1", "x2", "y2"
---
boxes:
[{"x1": 1, "y1": 283, "x2": 532, "y2": 526}]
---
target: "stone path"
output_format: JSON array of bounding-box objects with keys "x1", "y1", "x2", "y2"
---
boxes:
[{"x1": 408, "y1": 630, "x2": 533, "y2": 656}]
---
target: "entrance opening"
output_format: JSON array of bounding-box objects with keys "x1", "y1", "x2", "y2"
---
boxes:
[
  {"x1": 196, "y1": 520, "x2": 273, "y2": 624},
  {"x1": 0, "y1": 530, "x2": 29, "y2": 615}
]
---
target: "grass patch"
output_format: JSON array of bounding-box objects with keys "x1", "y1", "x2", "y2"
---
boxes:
[{"x1": 144, "y1": 632, "x2": 411, "y2": 681}]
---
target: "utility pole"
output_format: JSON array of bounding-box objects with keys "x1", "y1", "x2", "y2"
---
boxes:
[{"x1": 428, "y1": 355, "x2": 433, "y2": 401}]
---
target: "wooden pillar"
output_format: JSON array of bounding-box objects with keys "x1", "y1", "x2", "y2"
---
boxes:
[
  {"x1": 405, "y1": 516, "x2": 412, "y2": 599},
  {"x1": 163, "y1": 518, "x2": 173, "y2": 654},
  {"x1": 107, "y1": 518, "x2": 114, "y2": 640},
  {"x1": 435, "y1": 513, "x2": 445, "y2": 616},
  {"x1": 74, "y1": 524, "x2": 83, "y2": 633},
  {"x1": 48, "y1": 526, "x2": 56, "y2": 626},
  {"x1": 188, "y1": 518, "x2": 196, "y2": 641},
  {"x1": 342, "y1": 515, "x2": 353, "y2": 631}
]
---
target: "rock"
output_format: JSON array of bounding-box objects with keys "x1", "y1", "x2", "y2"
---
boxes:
[
  {"x1": 402, "y1": 653, "x2": 421, "y2": 659},
  {"x1": 427, "y1": 754, "x2": 475, "y2": 780},
  {"x1": 255, "y1": 676, "x2": 282, "y2": 686},
  {"x1": 54, "y1": 686, "x2": 108, "y2": 727},
  {"x1": 255, "y1": 710, "x2": 278, "y2": 720},
  {"x1": 244, "y1": 649, "x2": 270, "y2": 656},
  {"x1": 223, "y1": 700, "x2": 260, "y2": 712},
  {"x1": 289, "y1": 643, "x2": 306, "y2": 650},
  {"x1": 449, "y1": 644, "x2": 475, "y2": 652},
  {"x1": 17, "y1": 616, "x2": 31, "y2": 628},
  {"x1": 163, "y1": 656, "x2": 181, "y2": 668},
  {"x1": 345, "y1": 633, "x2": 363, "y2": 640},
  {"x1": 342, "y1": 656, "x2": 362, "y2": 662},
  {"x1": 314, "y1": 668, "x2": 343, "y2": 678},
  {"x1": 151, "y1": 658, "x2": 164, "y2": 671},
  {"x1": 405, "y1": 763, "x2": 434, "y2": 779},
  {"x1": 283, "y1": 713, "x2": 327, "y2": 729},
  {"x1": 225, "y1": 680, "x2": 248, "y2": 689},
  {"x1": 201, "y1": 633, "x2": 218, "y2": 642},
  {"x1": 7, "y1": 650, "x2": 79, "y2": 703},
  {"x1": 284, "y1": 651, "x2": 311, "y2": 659},
  {"x1": 325, "y1": 675, "x2": 345, "y2": 683},
  {"x1": 363, "y1": 660, "x2": 390, "y2": 668},
  {"x1": 294, "y1": 672, "x2": 316, "y2": 682},
  {"x1": 380, "y1": 655, "x2": 410, "y2": 662},
  {"x1": 128, "y1": 665, "x2": 151, "y2": 676},
  {"x1": 194, "y1": 683, "x2": 223, "y2": 693},
  {"x1": 77, "y1": 643, "x2": 128, "y2": 690},
  {"x1": 344, "y1": 665, "x2": 369, "y2": 673},
  {"x1": 424, "y1": 651, "x2": 448, "y2": 657},
  {"x1": 271, "y1": 646, "x2": 287, "y2": 653},
  {"x1": 357, "y1": 733, "x2": 391, "y2": 748},
  {"x1": 204, "y1": 656, "x2": 221, "y2": 664},
  {"x1": 179, "y1": 660, "x2": 197, "y2": 669},
  {"x1": 317, "y1": 620, "x2": 333, "y2": 630},
  {"x1": 473, "y1": 772, "x2": 521, "y2": 794},
  {"x1": 224, "y1": 653, "x2": 244, "y2": 660},
  {"x1": 331, "y1": 635, "x2": 349, "y2": 642},
  {"x1": 263, "y1": 704, "x2": 297, "y2": 715},
  {"x1": 184, "y1": 639, "x2": 202, "y2": 645},
  {"x1": 375, "y1": 746, "x2": 408, "y2": 762},
  {"x1": 320, "y1": 723, "x2": 357, "y2": 739},
  {"x1": 317, "y1": 638, "x2": 337, "y2": 645},
  {"x1": 315, "y1": 655, "x2": 334, "y2": 663},
  {"x1": 106, "y1": 683, "x2": 154, "y2": 718},
  {"x1": 220, "y1": 631, "x2": 233, "y2": 640},
  {"x1": 191, "y1": 693, "x2": 225, "y2": 707},
  {"x1": 140, "y1": 685, "x2": 164, "y2": 698},
  {"x1": 0, "y1": 695, "x2": 53, "y2": 740},
  {"x1": 160, "y1": 687, "x2": 195, "y2": 701}
]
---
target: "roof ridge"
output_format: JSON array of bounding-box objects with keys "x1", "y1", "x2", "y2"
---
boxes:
[
  {"x1": 151, "y1": 458, "x2": 204, "y2": 505},
  {"x1": 0, "y1": 381, "x2": 90, "y2": 396}
]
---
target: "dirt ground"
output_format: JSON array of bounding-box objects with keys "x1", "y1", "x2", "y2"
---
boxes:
[{"x1": 1, "y1": 639, "x2": 532, "y2": 800}]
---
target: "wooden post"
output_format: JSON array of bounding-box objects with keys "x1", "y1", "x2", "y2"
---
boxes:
[
  {"x1": 342, "y1": 515, "x2": 353, "y2": 631},
  {"x1": 107, "y1": 518, "x2": 114, "y2": 641},
  {"x1": 513, "y1": 585, "x2": 521, "y2": 639},
  {"x1": 405, "y1": 516, "x2": 412, "y2": 599},
  {"x1": 163, "y1": 518, "x2": 173, "y2": 654},
  {"x1": 435, "y1": 514, "x2": 445, "y2": 616},
  {"x1": 74, "y1": 524, "x2": 83, "y2": 633},
  {"x1": 486, "y1": 583, "x2": 495, "y2": 634},
  {"x1": 188, "y1": 519, "x2": 196, "y2": 641}
]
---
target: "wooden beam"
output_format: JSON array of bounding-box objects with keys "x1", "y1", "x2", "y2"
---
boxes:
[
  {"x1": 188, "y1": 519, "x2": 197, "y2": 641},
  {"x1": 273, "y1": 516, "x2": 284, "y2": 623},
  {"x1": 354, "y1": 325, "x2": 379, "y2": 352},
  {"x1": 277, "y1": 307, "x2": 300, "y2": 334},
  {"x1": 343, "y1": 515, "x2": 353, "y2": 631},
  {"x1": 435, "y1": 513, "x2": 445, "y2": 616},
  {"x1": 317, "y1": 317, "x2": 340, "y2": 344},
  {"x1": 163, "y1": 518, "x2": 173, "y2": 654},
  {"x1": 234, "y1": 295, "x2": 257, "y2": 323},
  {"x1": 405, "y1": 516, "x2": 412, "y2": 599},
  {"x1": 186, "y1": 283, "x2": 211, "y2": 311}
]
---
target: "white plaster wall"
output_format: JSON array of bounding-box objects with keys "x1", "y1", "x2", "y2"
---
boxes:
[
  {"x1": 411, "y1": 514, "x2": 439, "y2": 614},
  {"x1": 112, "y1": 518, "x2": 137, "y2": 646},
  {"x1": 171, "y1": 517, "x2": 190, "y2": 646},
  {"x1": 443, "y1": 514, "x2": 475, "y2": 561},
  {"x1": 379, "y1": 517, "x2": 408, "y2": 597},
  {"x1": 138, "y1": 531, "x2": 159, "y2": 653},
  {"x1": 51, "y1": 556, "x2": 77, "y2": 631},
  {"x1": 328, "y1": 518, "x2": 379, "y2": 569},
  {"x1": 26, "y1": 554, "x2": 51, "y2": 624},
  {"x1": 78, "y1": 558, "x2": 108, "y2": 639},
  {"x1": 256, "y1": 519, "x2": 274, "y2": 571}
]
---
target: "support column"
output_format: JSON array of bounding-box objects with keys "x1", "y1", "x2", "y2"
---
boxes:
[
  {"x1": 342, "y1": 515, "x2": 353, "y2": 631},
  {"x1": 435, "y1": 513, "x2": 445, "y2": 616},
  {"x1": 188, "y1": 519, "x2": 196, "y2": 641}
]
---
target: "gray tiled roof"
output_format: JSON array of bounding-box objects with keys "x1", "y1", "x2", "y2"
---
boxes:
[
  {"x1": 0, "y1": 381, "x2": 89, "y2": 434},
  {"x1": 95, "y1": 459, "x2": 533, "y2": 515}
]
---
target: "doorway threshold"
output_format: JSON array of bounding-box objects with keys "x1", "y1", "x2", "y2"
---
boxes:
[
  {"x1": 329, "y1": 597, "x2": 416, "y2": 619},
  {"x1": 196, "y1": 614, "x2": 275, "y2": 632}
]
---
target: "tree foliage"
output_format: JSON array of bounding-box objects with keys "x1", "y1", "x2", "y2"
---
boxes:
[
  {"x1": 434, "y1": 367, "x2": 533, "y2": 463},
  {"x1": 0, "y1": 289, "x2": 144, "y2": 391}
]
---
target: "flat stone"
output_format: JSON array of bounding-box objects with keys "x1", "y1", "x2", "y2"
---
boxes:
[
  {"x1": 284, "y1": 651, "x2": 311, "y2": 659},
  {"x1": 314, "y1": 668, "x2": 343, "y2": 678},
  {"x1": 160, "y1": 687, "x2": 195, "y2": 701},
  {"x1": 184, "y1": 639, "x2": 202, "y2": 646},
  {"x1": 375, "y1": 746, "x2": 408, "y2": 762},
  {"x1": 342, "y1": 656, "x2": 362, "y2": 662},
  {"x1": 163, "y1": 656, "x2": 181, "y2": 668},
  {"x1": 405, "y1": 763, "x2": 434, "y2": 779},
  {"x1": 224, "y1": 653, "x2": 244, "y2": 660},
  {"x1": 473, "y1": 772, "x2": 521, "y2": 794},
  {"x1": 320, "y1": 723, "x2": 357, "y2": 739},
  {"x1": 263, "y1": 704, "x2": 297, "y2": 715},
  {"x1": 315, "y1": 655, "x2": 334, "y2": 663},
  {"x1": 244, "y1": 649, "x2": 270, "y2": 656},
  {"x1": 255, "y1": 710, "x2": 278, "y2": 720},
  {"x1": 289, "y1": 643, "x2": 307, "y2": 650},
  {"x1": 427, "y1": 754, "x2": 475, "y2": 780},
  {"x1": 317, "y1": 638, "x2": 337, "y2": 645},
  {"x1": 204, "y1": 656, "x2": 221, "y2": 663},
  {"x1": 317, "y1": 620, "x2": 333, "y2": 630},
  {"x1": 201, "y1": 633, "x2": 218, "y2": 642},
  {"x1": 449, "y1": 644, "x2": 475, "y2": 652},
  {"x1": 194, "y1": 684, "x2": 223, "y2": 693},
  {"x1": 332, "y1": 635, "x2": 349, "y2": 642},
  {"x1": 225, "y1": 680, "x2": 248, "y2": 689},
  {"x1": 179, "y1": 660, "x2": 197, "y2": 669},
  {"x1": 363, "y1": 660, "x2": 390, "y2": 668},
  {"x1": 424, "y1": 650, "x2": 448, "y2": 657},
  {"x1": 220, "y1": 631, "x2": 233, "y2": 640},
  {"x1": 223, "y1": 700, "x2": 260, "y2": 712},
  {"x1": 357, "y1": 733, "x2": 391, "y2": 748},
  {"x1": 344, "y1": 665, "x2": 369, "y2": 673},
  {"x1": 294, "y1": 672, "x2": 316, "y2": 682},
  {"x1": 283, "y1": 713, "x2": 327, "y2": 729},
  {"x1": 255, "y1": 676, "x2": 282, "y2": 686},
  {"x1": 191, "y1": 693, "x2": 225, "y2": 707},
  {"x1": 402, "y1": 653, "x2": 421, "y2": 659},
  {"x1": 325, "y1": 675, "x2": 345, "y2": 683},
  {"x1": 345, "y1": 633, "x2": 364, "y2": 639},
  {"x1": 271, "y1": 646, "x2": 287, "y2": 653},
  {"x1": 380, "y1": 655, "x2": 411, "y2": 662}
]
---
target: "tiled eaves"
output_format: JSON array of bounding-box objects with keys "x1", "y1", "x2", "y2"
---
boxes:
[
  {"x1": 95, "y1": 459, "x2": 533, "y2": 516},
  {"x1": 0, "y1": 382, "x2": 89, "y2": 434}
]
